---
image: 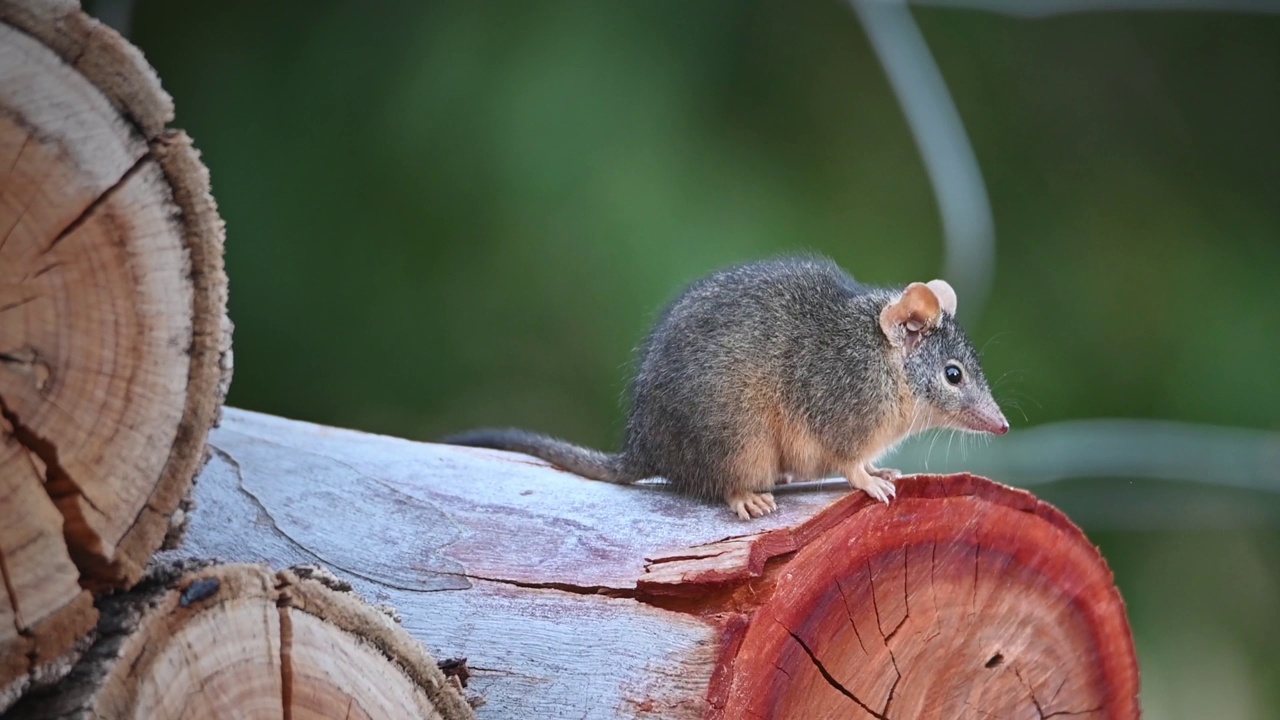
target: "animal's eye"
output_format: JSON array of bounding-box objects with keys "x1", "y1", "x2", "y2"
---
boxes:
[{"x1": 944, "y1": 364, "x2": 963, "y2": 385}]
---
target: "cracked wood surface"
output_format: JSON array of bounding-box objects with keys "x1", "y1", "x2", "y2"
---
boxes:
[
  {"x1": 6, "y1": 562, "x2": 476, "y2": 720},
  {"x1": 162, "y1": 409, "x2": 1139, "y2": 719},
  {"x1": 0, "y1": 0, "x2": 231, "y2": 711},
  {"x1": 710, "y1": 476, "x2": 1139, "y2": 719},
  {"x1": 162, "y1": 408, "x2": 847, "y2": 719}
]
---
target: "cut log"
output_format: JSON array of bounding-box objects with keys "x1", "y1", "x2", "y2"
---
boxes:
[
  {"x1": 164, "y1": 408, "x2": 1141, "y2": 719},
  {"x1": 0, "y1": 0, "x2": 231, "y2": 710},
  {"x1": 7, "y1": 561, "x2": 477, "y2": 720}
]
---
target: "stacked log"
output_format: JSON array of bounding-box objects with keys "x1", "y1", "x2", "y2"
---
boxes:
[
  {"x1": 167, "y1": 408, "x2": 1141, "y2": 719},
  {"x1": 0, "y1": 0, "x2": 1141, "y2": 717},
  {"x1": 7, "y1": 561, "x2": 476, "y2": 719},
  {"x1": 0, "y1": 0, "x2": 229, "y2": 705},
  {"x1": 0, "y1": 2, "x2": 473, "y2": 717}
]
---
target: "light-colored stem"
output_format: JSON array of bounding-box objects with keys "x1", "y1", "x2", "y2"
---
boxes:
[{"x1": 849, "y1": 0, "x2": 997, "y2": 323}]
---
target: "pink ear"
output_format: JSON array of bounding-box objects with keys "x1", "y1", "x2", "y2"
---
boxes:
[
  {"x1": 926, "y1": 279, "x2": 957, "y2": 316},
  {"x1": 879, "y1": 282, "x2": 943, "y2": 349}
]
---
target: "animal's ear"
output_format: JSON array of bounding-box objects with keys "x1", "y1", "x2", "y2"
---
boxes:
[
  {"x1": 925, "y1": 279, "x2": 957, "y2": 316},
  {"x1": 879, "y1": 282, "x2": 943, "y2": 350}
]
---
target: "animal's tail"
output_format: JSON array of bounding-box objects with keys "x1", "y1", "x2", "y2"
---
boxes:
[{"x1": 440, "y1": 428, "x2": 627, "y2": 483}]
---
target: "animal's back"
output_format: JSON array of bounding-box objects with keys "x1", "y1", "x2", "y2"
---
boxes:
[{"x1": 620, "y1": 256, "x2": 873, "y2": 497}]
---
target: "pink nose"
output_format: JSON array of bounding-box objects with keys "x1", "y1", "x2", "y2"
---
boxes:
[{"x1": 993, "y1": 420, "x2": 1009, "y2": 435}]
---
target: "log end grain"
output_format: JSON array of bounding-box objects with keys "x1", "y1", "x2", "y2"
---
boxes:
[
  {"x1": 704, "y1": 474, "x2": 1140, "y2": 719},
  {"x1": 8, "y1": 562, "x2": 476, "y2": 720},
  {"x1": 0, "y1": 0, "x2": 231, "y2": 708}
]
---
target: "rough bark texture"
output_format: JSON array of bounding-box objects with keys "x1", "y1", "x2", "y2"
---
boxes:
[
  {"x1": 7, "y1": 561, "x2": 476, "y2": 720},
  {"x1": 0, "y1": 0, "x2": 231, "y2": 710},
  {"x1": 164, "y1": 408, "x2": 1140, "y2": 719}
]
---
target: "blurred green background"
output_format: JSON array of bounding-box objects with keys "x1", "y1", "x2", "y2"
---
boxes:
[{"x1": 99, "y1": 1, "x2": 1279, "y2": 716}]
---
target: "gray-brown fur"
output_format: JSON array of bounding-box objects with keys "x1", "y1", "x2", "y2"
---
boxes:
[
  {"x1": 441, "y1": 428, "x2": 621, "y2": 482},
  {"x1": 443, "y1": 255, "x2": 1007, "y2": 519}
]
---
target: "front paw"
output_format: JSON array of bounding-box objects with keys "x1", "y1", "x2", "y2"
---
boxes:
[
  {"x1": 846, "y1": 467, "x2": 897, "y2": 504},
  {"x1": 865, "y1": 465, "x2": 902, "y2": 482}
]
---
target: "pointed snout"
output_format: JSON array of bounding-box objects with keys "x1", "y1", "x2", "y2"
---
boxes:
[{"x1": 963, "y1": 405, "x2": 1009, "y2": 435}]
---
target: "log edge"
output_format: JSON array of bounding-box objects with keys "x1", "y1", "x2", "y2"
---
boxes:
[{"x1": 701, "y1": 473, "x2": 1141, "y2": 719}]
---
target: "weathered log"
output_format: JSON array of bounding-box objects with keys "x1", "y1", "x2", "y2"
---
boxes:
[
  {"x1": 165, "y1": 408, "x2": 1140, "y2": 719},
  {"x1": 0, "y1": 0, "x2": 231, "y2": 709},
  {"x1": 7, "y1": 561, "x2": 476, "y2": 720}
]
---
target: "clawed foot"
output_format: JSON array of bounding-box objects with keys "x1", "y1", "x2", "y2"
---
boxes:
[
  {"x1": 866, "y1": 465, "x2": 901, "y2": 482},
  {"x1": 726, "y1": 491, "x2": 777, "y2": 520},
  {"x1": 846, "y1": 465, "x2": 898, "y2": 504}
]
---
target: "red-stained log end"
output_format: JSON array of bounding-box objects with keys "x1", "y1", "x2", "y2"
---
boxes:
[{"x1": 704, "y1": 474, "x2": 1139, "y2": 720}]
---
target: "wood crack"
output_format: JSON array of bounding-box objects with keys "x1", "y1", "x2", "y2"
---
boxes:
[
  {"x1": 0, "y1": 390, "x2": 111, "y2": 587},
  {"x1": 0, "y1": 393, "x2": 103, "y2": 513},
  {"x1": 0, "y1": 525, "x2": 33, "y2": 675},
  {"x1": 866, "y1": 558, "x2": 903, "y2": 717},
  {"x1": 0, "y1": 297, "x2": 37, "y2": 314},
  {"x1": 467, "y1": 666, "x2": 546, "y2": 681},
  {"x1": 1013, "y1": 667, "x2": 1046, "y2": 719},
  {"x1": 925, "y1": 540, "x2": 941, "y2": 645},
  {"x1": 1012, "y1": 666, "x2": 1103, "y2": 719},
  {"x1": 447, "y1": 571, "x2": 634, "y2": 600},
  {"x1": 835, "y1": 577, "x2": 869, "y2": 656},
  {"x1": 883, "y1": 547, "x2": 909, "y2": 642},
  {"x1": 0, "y1": 133, "x2": 37, "y2": 256},
  {"x1": 788, "y1": 630, "x2": 889, "y2": 720},
  {"x1": 214, "y1": 441, "x2": 735, "y2": 611},
  {"x1": 971, "y1": 541, "x2": 981, "y2": 616},
  {"x1": 0, "y1": 553, "x2": 22, "y2": 632},
  {"x1": 644, "y1": 549, "x2": 730, "y2": 565},
  {"x1": 44, "y1": 151, "x2": 150, "y2": 254},
  {"x1": 214, "y1": 444, "x2": 466, "y2": 595},
  {"x1": 277, "y1": 591, "x2": 294, "y2": 720}
]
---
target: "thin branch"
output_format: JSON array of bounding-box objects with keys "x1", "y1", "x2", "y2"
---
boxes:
[{"x1": 848, "y1": 0, "x2": 997, "y2": 323}]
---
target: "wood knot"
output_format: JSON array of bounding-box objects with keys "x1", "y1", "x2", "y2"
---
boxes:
[{"x1": 0, "y1": 346, "x2": 53, "y2": 392}]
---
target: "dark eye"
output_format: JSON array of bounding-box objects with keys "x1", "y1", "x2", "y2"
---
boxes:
[{"x1": 944, "y1": 364, "x2": 963, "y2": 385}]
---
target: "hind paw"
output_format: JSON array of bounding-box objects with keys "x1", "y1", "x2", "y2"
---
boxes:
[{"x1": 726, "y1": 491, "x2": 777, "y2": 520}]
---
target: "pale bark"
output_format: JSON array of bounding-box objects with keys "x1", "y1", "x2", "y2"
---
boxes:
[{"x1": 161, "y1": 408, "x2": 1140, "y2": 719}]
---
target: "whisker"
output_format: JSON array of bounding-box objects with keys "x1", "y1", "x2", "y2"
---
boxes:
[
  {"x1": 991, "y1": 369, "x2": 1023, "y2": 386},
  {"x1": 980, "y1": 330, "x2": 1013, "y2": 355},
  {"x1": 1006, "y1": 390, "x2": 1042, "y2": 410},
  {"x1": 925, "y1": 427, "x2": 943, "y2": 470}
]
